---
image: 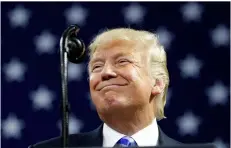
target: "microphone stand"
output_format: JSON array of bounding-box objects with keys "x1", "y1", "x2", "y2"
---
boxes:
[
  {"x1": 59, "y1": 33, "x2": 70, "y2": 148},
  {"x1": 59, "y1": 25, "x2": 85, "y2": 148}
]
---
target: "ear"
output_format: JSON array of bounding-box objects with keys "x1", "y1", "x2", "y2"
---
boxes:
[{"x1": 151, "y1": 78, "x2": 165, "y2": 96}]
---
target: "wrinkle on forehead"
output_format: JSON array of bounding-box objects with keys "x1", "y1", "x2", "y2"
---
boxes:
[
  {"x1": 92, "y1": 43, "x2": 140, "y2": 63},
  {"x1": 98, "y1": 39, "x2": 136, "y2": 51},
  {"x1": 92, "y1": 39, "x2": 146, "y2": 59}
]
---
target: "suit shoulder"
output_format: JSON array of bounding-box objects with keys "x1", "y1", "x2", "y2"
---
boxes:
[
  {"x1": 28, "y1": 125, "x2": 103, "y2": 148},
  {"x1": 28, "y1": 133, "x2": 84, "y2": 148}
]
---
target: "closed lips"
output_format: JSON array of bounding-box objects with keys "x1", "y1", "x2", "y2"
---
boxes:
[{"x1": 97, "y1": 83, "x2": 127, "y2": 91}]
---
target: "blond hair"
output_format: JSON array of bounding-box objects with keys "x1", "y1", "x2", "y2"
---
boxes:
[{"x1": 88, "y1": 28, "x2": 169, "y2": 120}]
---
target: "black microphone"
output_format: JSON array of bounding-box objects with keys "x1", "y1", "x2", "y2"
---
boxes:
[
  {"x1": 60, "y1": 24, "x2": 86, "y2": 63},
  {"x1": 59, "y1": 24, "x2": 86, "y2": 148}
]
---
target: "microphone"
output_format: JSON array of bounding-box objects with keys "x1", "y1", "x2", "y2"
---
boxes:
[
  {"x1": 59, "y1": 24, "x2": 86, "y2": 148},
  {"x1": 60, "y1": 24, "x2": 86, "y2": 63}
]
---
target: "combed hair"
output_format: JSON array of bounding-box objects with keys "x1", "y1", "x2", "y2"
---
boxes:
[{"x1": 87, "y1": 28, "x2": 170, "y2": 120}]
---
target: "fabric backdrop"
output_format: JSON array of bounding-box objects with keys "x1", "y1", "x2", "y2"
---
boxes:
[{"x1": 1, "y1": 2, "x2": 230, "y2": 148}]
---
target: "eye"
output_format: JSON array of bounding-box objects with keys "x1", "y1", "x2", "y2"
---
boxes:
[
  {"x1": 91, "y1": 64, "x2": 102, "y2": 72},
  {"x1": 117, "y1": 59, "x2": 130, "y2": 66},
  {"x1": 118, "y1": 59, "x2": 129, "y2": 63},
  {"x1": 93, "y1": 65, "x2": 101, "y2": 69}
]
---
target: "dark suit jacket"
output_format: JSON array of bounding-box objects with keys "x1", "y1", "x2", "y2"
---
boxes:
[
  {"x1": 29, "y1": 124, "x2": 182, "y2": 148},
  {"x1": 29, "y1": 125, "x2": 216, "y2": 148}
]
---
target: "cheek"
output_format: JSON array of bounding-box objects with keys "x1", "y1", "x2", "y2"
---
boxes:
[
  {"x1": 125, "y1": 66, "x2": 144, "y2": 83},
  {"x1": 89, "y1": 74, "x2": 99, "y2": 90},
  {"x1": 89, "y1": 75, "x2": 102, "y2": 103},
  {"x1": 124, "y1": 66, "x2": 151, "y2": 96}
]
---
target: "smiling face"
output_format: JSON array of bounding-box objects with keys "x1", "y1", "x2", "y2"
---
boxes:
[
  {"x1": 88, "y1": 39, "x2": 155, "y2": 117},
  {"x1": 88, "y1": 28, "x2": 169, "y2": 122}
]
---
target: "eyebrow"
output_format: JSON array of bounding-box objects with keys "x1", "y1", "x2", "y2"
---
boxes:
[{"x1": 89, "y1": 52, "x2": 131, "y2": 66}]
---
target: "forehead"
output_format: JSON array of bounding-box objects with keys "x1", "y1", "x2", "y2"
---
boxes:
[{"x1": 90, "y1": 39, "x2": 141, "y2": 60}]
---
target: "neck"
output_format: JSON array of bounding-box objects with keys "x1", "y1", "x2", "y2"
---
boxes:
[{"x1": 99, "y1": 105, "x2": 155, "y2": 136}]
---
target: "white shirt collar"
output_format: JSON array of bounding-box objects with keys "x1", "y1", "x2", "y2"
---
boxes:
[{"x1": 102, "y1": 119, "x2": 159, "y2": 147}]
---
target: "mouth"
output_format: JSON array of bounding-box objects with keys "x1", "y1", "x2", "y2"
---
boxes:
[{"x1": 99, "y1": 84, "x2": 127, "y2": 91}]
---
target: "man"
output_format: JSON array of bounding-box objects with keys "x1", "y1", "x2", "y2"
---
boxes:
[{"x1": 29, "y1": 28, "x2": 214, "y2": 148}]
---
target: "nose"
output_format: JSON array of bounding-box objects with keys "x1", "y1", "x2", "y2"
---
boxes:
[{"x1": 101, "y1": 63, "x2": 117, "y2": 80}]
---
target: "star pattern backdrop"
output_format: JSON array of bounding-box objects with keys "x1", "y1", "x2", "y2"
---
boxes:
[{"x1": 1, "y1": 2, "x2": 230, "y2": 148}]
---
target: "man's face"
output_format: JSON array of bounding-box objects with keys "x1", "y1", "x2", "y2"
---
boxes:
[{"x1": 89, "y1": 40, "x2": 154, "y2": 115}]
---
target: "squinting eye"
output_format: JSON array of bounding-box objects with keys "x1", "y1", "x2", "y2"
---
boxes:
[
  {"x1": 92, "y1": 65, "x2": 102, "y2": 71},
  {"x1": 93, "y1": 65, "x2": 100, "y2": 69},
  {"x1": 119, "y1": 59, "x2": 129, "y2": 63}
]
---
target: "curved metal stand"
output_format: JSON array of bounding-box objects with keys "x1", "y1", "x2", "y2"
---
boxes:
[{"x1": 59, "y1": 36, "x2": 69, "y2": 148}]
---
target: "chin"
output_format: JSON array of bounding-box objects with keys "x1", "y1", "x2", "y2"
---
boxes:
[
  {"x1": 97, "y1": 99, "x2": 125, "y2": 112},
  {"x1": 103, "y1": 99, "x2": 121, "y2": 110}
]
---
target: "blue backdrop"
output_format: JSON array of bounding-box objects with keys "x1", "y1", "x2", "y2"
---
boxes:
[{"x1": 1, "y1": 2, "x2": 230, "y2": 148}]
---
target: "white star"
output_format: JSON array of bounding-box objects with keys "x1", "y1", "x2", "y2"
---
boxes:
[
  {"x1": 122, "y1": 3, "x2": 146, "y2": 25},
  {"x1": 64, "y1": 4, "x2": 88, "y2": 26},
  {"x1": 57, "y1": 114, "x2": 84, "y2": 134},
  {"x1": 156, "y1": 27, "x2": 174, "y2": 50},
  {"x1": 181, "y1": 2, "x2": 203, "y2": 22},
  {"x1": 29, "y1": 85, "x2": 55, "y2": 111},
  {"x1": 68, "y1": 63, "x2": 85, "y2": 82},
  {"x1": 8, "y1": 5, "x2": 31, "y2": 28},
  {"x1": 176, "y1": 111, "x2": 201, "y2": 136},
  {"x1": 206, "y1": 81, "x2": 229, "y2": 106},
  {"x1": 179, "y1": 54, "x2": 203, "y2": 79},
  {"x1": 3, "y1": 58, "x2": 27, "y2": 82},
  {"x1": 2, "y1": 113, "x2": 25, "y2": 139},
  {"x1": 213, "y1": 138, "x2": 228, "y2": 148},
  {"x1": 210, "y1": 24, "x2": 230, "y2": 47},
  {"x1": 34, "y1": 31, "x2": 57, "y2": 55}
]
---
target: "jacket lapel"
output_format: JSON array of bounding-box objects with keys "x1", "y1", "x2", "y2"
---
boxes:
[{"x1": 79, "y1": 124, "x2": 103, "y2": 146}]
